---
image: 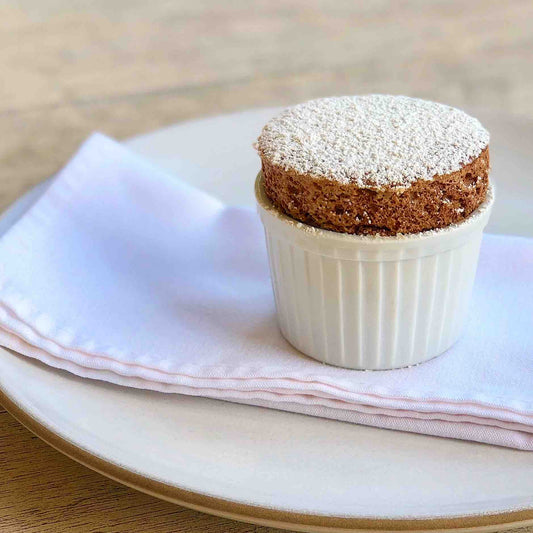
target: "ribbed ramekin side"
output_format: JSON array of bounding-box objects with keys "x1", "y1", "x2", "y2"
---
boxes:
[
  {"x1": 263, "y1": 225, "x2": 485, "y2": 370},
  {"x1": 258, "y1": 172, "x2": 492, "y2": 370}
]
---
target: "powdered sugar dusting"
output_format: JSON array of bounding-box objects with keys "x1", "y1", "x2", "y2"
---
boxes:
[{"x1": 256, "y1": 95, "x2": 489, "y2": 189}]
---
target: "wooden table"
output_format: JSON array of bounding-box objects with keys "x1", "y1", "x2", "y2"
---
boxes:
[{"x1": 1, "y1": 2, "x2": 533, "y2": 531}]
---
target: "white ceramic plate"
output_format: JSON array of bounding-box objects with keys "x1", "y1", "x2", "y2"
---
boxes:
[{"x1": 1, "y1": 108, "x2": 533, "y2": 533}]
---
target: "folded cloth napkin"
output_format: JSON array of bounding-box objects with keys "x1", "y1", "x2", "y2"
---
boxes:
[{"x1": 1, "y1": 133, "x2": 532, "y2": 450}]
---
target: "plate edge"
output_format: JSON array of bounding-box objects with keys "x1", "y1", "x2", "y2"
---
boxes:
[{"x1": 2, "y1": 386, "x2": 533, "y2": 533}]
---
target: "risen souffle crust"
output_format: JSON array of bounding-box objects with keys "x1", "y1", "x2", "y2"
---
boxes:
[{"x1": 256, "y1": 95, "x2": 490, "y2": 235}]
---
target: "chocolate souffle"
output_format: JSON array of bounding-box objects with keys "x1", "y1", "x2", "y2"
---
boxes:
[{"x1": 255, "y1": 95, "x2": 490, "y2": 236}]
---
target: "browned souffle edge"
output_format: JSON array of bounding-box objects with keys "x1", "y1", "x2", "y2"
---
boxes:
[{"x1": 260, "y1": 146, "x2": 489, "y2": 236}]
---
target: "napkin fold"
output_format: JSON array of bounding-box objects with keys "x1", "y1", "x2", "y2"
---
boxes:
[{"x1": 1, "y1": 133, "x2": 532, "y2": 450}]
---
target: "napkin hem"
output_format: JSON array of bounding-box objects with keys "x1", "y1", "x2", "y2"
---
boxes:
[
  {"x1": 1, "y1": 289, "x2": 533, "y2": 427},
  {"x1": 3, "y1": 336, "x2": 533, "y2": 451}
]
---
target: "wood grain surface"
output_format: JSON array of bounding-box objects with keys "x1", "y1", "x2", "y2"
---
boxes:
[{"x1": 1, "y1": 1, "x2": 533, "y2": 531}]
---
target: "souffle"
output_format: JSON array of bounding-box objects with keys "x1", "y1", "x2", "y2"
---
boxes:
[
  {"x1": 254, "y1": 95, "x2": 494, "y2": 369},
  {"x1": 255, "y1": 95, "x2": 489, "y2": 236}
]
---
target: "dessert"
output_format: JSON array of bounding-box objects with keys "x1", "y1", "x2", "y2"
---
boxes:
[
  {"x1": 256, "y1": 95, "x2": 489, "y2": 235},
  {"x1": 255, "y1": 95, "x2": 494, "y2": 370}
]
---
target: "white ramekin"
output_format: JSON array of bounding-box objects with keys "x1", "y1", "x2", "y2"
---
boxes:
[{"x1": 256, "y1": 173, "x2": 494, "y2": 370}]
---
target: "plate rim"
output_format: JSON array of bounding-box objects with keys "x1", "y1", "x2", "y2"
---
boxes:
[
  {"x1": 3, "y1": 108, "x2": 533, "y2": 532},
  {"x1": 3, "y1": 386, "x2": 533, "y2": 533}
]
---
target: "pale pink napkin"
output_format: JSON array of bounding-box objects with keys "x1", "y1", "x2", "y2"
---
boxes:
[{"x1": 0, "y1": 133, "x2": 532, "y2": 449}]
